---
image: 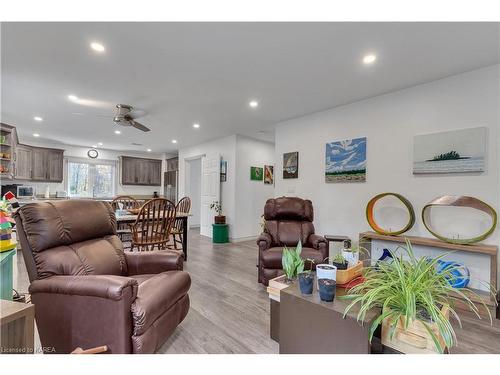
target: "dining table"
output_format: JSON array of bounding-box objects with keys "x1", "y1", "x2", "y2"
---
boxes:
[{"x1": 115, "y1": 211, "x2": 192, "y2": 261}]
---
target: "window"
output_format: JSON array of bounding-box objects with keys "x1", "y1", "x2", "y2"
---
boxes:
[{"x1": 67, "y1": 159, "x2": 116, "y2": 198}]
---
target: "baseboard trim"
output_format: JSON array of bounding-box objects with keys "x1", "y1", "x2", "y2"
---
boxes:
[{"x1": 229, "y1": 235, "x2": 258, "y2": 243}]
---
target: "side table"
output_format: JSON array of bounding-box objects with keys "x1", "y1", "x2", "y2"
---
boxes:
[
  {"x1": 0, "y1": 249, "x2": 16, "y2": 300},
  {"x1": 0, "y1": 300, "x2": 35, "y2": 354},
  {"x1": 324, "y1": 235, "x2": 350, "y2": 258},
  {"x1": 212, "y1": 223, "x2": 229, "y2": 243}
]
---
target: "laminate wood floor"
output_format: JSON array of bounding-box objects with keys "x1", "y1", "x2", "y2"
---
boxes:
[
  {"x1": 13, "y1": 229, "x2": 500, "y2": 354},
  {"x1": 13, "y1": 229, "x2": 279, "y2": 354}
]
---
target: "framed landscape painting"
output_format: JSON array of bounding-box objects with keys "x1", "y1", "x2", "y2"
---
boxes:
[
  {"x1": 283, "y1": 152, "x2": 298, "y2": 179},
  {"x1": 325, "y1": 137, "x2": 366, "y2": 183},
  {"x1": 264, "y1": 165, "x2": 274, "y2": 184},
  {"x1": 250, "y1": 166, "x2": 263, "y2": 181},
  {"x1": 413, "y1": 127, "x2": 486, "y2": 174}
]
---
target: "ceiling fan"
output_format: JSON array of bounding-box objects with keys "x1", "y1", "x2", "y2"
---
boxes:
[
  {"x1": 72, "y1": 104, "x2": 151, "y2": 132},
  {"x1": 113, "y1": 104, "x2": 151, "y2": 132}
]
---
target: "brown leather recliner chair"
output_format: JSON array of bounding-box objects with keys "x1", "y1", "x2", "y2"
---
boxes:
[
  {"x1": 14, "y1": 200, "x2": 190, "y2": 354},
  {"x1": 257, "y1": 197, "x2": 328, "y2": 286}
]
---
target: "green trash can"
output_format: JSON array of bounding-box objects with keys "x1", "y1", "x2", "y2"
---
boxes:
[{"x1": 212, "y1": 224, "x2": 229, "y2": 243}]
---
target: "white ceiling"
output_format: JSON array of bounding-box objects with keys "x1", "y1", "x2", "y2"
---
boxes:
[{"x1": 1, "y1": 22, "x2": 498, "y2": 153}]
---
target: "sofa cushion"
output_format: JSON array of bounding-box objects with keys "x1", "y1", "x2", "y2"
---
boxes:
[
  {"x1": 264, "y1": 220, "x2": 315, "y2": 247},
  {"x1": 16, "y1": 200, "x2": 116, "y2": 253},
  {"x1": 131, "y1": 271, "x2": 191, "y2": 336},
  {"x1": 264, "y1": 197, "x2": 314, "y2": 221},
  {"x1": 33, "y1": 235, "x2": 127, "y2": 278},
  {"x1": 261, "y1": 246, "x2": 325, "y2": 269}
]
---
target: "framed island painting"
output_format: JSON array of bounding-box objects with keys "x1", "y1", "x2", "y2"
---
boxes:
[
  {"x1": 325, "y1": 137, "x2": 366, "y2": 183},
  {"x1": 413, "y1": 127, "x2": 486, "y2": 174}
]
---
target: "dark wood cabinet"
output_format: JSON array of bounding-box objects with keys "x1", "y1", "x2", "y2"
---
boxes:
[
  {"x1": 121, "y1": 156, "x2": 162, "y2": 186},
  {"x1": 30, "y1": 147, "x2": 64, "y2": 182},
  {"x1": 31, "y1": 148, "x2": 47, "y2": 180},
  {"x1": 14, "y1": 144, "x2": 32, "y2": 180}
]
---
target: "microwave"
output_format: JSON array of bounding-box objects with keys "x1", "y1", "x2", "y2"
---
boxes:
[{"x1": 17, "y1": 186, "x2": 34, "y2": 198}]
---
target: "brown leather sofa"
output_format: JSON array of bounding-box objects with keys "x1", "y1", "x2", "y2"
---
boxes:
[
  {"x1": 257, "y1": 197, "x2": 328, "y2": 285},
  {"x1": 14, "y1": 200, "x2": 191, "y2": 354}
]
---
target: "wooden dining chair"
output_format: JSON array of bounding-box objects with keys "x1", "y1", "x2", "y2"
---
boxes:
[
  {"x1": 111, "y1": 196, "x2": 140, "y2": 248},
  {"x1": 129, "y1": 198, "x2": 177, "y2": 251},
  {"x1": 111, "y1": 195, "x2": 140, "y2": 211},
  {"x1": 170, "y1": 197, "x2": 191, "y2": 250}
]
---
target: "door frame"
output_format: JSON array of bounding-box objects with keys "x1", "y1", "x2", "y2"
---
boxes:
[{"x1": 184, "y1": 156, "x2": 203, "y2": 229}]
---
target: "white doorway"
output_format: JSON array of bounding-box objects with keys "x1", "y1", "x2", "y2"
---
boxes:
[
  {"x1": 200, "y1": 153, "x2": 221, "y2": 238},
  {"x1": 185, "y1": 158, "x2": 202, "y2": 228}
]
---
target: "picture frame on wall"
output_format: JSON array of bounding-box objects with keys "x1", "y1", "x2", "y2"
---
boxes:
[
  {"x1": 413, "y1": 127, "x2": 487, "y2": 174},
  {"x1": 283, "y1": 152, "x2": 298, "y2": 179},
  {"x1": 325, "y1": 137, "x2": 367, "y2": 183},
  {"x1": 264, "y1": 165, "x2": 274, "y2": 184},
  {"x1": 250, "y1": 166, "x2": 263, "y2": 181}
]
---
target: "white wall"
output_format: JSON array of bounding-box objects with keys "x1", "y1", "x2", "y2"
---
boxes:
[
  {"x1": 5, "y1": 140, "x2": 166, "y2": 197},
  {"x1": 234, "y1": 135, "x2": 275, "y2": 239},
  {"x1": 274, "y1": 65, "x2": 499, "y2": 279},
  {"x1": 186, "y1": 158, "x2": 201, "y2": 227},
  {"x1": 178, "y1": 135, "x2": 237, "y2": 235},
  {"x1": 178, "y1": 134, "x2": 275, "y2": 240}
]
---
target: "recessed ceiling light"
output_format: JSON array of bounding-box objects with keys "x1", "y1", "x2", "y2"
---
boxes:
[
  {"x1": 68, "y1": 94, "x2": 79, "y2": 102},
  {"x1": 98, "y1": 142, "x2": 103, "y2": 146},
  {"x1": 33, "y1": 133, "x2": 40, "y2": 137},
  {"x1": 171, "y1": 139, "x2": 178, "y2": 144},
  {"x1": 90, "y1": 42, "x2": 105, "y2": 53},
  {"x1": 33, "y1": 116, "x2": 43, "y2": 122},
  {"x1": 147, "y1": 148, "x2": 152, "y2": 152},
  {"x1": 92, "y1": 145, "x2": 97, "y2": 148},
  {"x1": 193, "y1": 123, "x2": 200, "y2": 129},
  {"x1": 114, "y1": 130, "x2": 121, "y2": 135},
  {"x1": 363, "y1": 54, "x2": 377, "y2": 65},
  {"x1": 249, "y1": 100, "x2": 259, "y2": 108}
]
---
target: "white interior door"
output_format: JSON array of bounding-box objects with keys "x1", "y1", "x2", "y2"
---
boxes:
[{"x1": 200, "y1": 153, "x2": 221, "y2": 237}]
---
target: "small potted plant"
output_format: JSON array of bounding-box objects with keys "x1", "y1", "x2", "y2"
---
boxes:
[
  {"x1": 318, "y1": 278, "x2": 336, "y2": 302},
  {"x1": 282, "y1": 241, "x2": 305, "y2": 283},
  {"x1": 298, "y1": 258, "x2": 315, "y2": 294},
  {"x1": 210, "y1": 200, "x2": 226, "y2": 224},
  {"x1": 331, "y1": 253, "x2": 348, "y2": 270},
  {"x1": 341, "y1": 239, "x2": 369, "y2": 267}
]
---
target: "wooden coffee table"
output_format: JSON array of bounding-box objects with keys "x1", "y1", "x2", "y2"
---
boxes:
[
  {"x1": 267, "y1": 275, "x2": 380, "y2": 354},
  {"x1": 279, "y1": 282, "x2": 380, "y2": 354}
]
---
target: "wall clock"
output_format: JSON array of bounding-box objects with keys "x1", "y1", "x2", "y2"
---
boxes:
[{"x1": 87, "y1": 149, "x2": 99, "y2": 159}]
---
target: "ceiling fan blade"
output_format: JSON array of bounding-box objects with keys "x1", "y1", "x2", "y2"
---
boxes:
[
  {"x1": 71, "y1": 112, "x2": 110, "y2": 118},
  {"x1": 130, "y1": 120, "x2": 151, "y2": 132}
]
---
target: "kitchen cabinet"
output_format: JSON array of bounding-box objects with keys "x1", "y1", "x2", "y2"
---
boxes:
[
  {"x1": 30, "y1": 147, "x2": 64, "y2": 182},
  {"x1": 14, "y1": 145, "x2": 32, "y2": 180},
  {"x1": 121, "y1": 156, "x2": 162, "y2": 186}
]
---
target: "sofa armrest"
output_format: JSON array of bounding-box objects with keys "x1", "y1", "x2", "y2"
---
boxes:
[
  {"x1": 308, "y1": 234, "x2": 329, "y2": 260},
  {"x1": 257, "y1": 232, "x2": 272, "y2": 250},
  {"x1": 29, "y1": 275, "x2": 138, "y2": 301},
  {"x1": 29, "y1": 275, "x2": 138, "y2": 353},
  {"x1": 125, "y1": 250, "x2": 183, "y2": 275}
]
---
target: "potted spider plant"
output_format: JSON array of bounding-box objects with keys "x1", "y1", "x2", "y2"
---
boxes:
[
  {"x1": 210, "y1": 200, "x2": 226, "y2": 224},
  {"x1": 341, "y1": 239, "x2": 496, "y2": 354},
  {"x1": 282, "y1": 241, "x2": 305, "y2": 283}
]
